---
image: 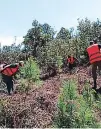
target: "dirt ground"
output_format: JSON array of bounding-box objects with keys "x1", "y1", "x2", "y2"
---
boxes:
[{"x1": 0, "y1": 66, "x2": 101, "y2": 128}]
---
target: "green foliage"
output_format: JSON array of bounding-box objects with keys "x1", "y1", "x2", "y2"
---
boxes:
[
  {"x1": 56, "y1": 27, "x2": 71, "y2": 40},
  {"x1": 23, "y1": 20, "x2": 56, "y2": 57},
  {"x1": 54, "y1": 80, "x2": 100, "y2": 128},
  {"x1": 82, "y1": 83, "x2": 96, "y2": 106},
  {"x1": 0, "y1": 99, "x2": 13, "y2": 128},
  {"x1": 37, "y1": 39, "x2": 69, "y2": 68},
  {"x1": 21, "y1": 57, "x2": 40, "y2": 83},
  {"x1": 77, "y1": 18, "x2": 101, "y2": 57},
  {"x1": 56, "y1": 56, "x2": 63, "y2": 72},
  {"x1": 17, "y1": 79, "x2": 31, "y2": 94},
  {"x1": 2, "y1": 18, "x2": 101, "y2": 68}
]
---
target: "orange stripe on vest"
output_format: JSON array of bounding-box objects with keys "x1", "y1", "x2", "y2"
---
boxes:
[{"x1": 87, "y1": 44, "x2": 101, "y2": 64}]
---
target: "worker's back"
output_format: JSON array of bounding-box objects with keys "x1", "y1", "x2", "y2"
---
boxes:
[{"x1": 87, "y1": 44, "x2": 101, "y2": 64}]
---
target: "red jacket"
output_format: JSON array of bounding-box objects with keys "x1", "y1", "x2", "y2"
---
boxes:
[
  {"x1": 87, "y1": 44, "x2": 101, "y2": 64},
  {"x1": 0, "y1": 64, "x2": 19, "y2": 76},
  {"x1": 68, "y1": 57, "x2": 75, "y2": 64}
]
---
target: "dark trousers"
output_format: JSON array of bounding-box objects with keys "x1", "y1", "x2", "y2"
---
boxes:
[
  {"x1": 92, "y1": 61, "x2": 101, "y2": 89},
  {"x1": 69, "y1": 63, "x2": 74, "y2": 70},
  {"x1": 2, "y1": 74, "x2": 13, "y2": 95}
]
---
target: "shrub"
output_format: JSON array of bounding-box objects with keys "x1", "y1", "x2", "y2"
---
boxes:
[
  {"x1": 21, "y1": 57, "x2": 40, "y2": 83},
  {"x1": 16, "y1": 79, "x2": 31, "y2": 94},
  {"x1": 54, "y1": 80, "x2": 100, "y2": 128}
]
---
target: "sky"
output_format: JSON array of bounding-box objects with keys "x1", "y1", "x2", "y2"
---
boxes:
[{"x1": 0, "y1": 0, "x2": 101, "y2": 46}]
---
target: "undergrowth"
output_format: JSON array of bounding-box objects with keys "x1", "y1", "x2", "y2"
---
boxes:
[
  {"x1": 54, "y1": 80, "x2": 101, "y2": 128},
  {"x1": 17, "y1": 57, "x2": 42, "y2": 93},
  {"x1": 21, "y1": 57, "x2": 40, "y2": 82},
  {"x1": 0, "y1": 99, "x2": 14, "y2": 128}
]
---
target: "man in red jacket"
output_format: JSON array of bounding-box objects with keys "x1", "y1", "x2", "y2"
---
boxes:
[
  {"x1": 67, "y1": 55, "x2": 79, "y2": 74},
  {"x1": 86, "y1": 39, "x2": 101, "y2": 89},
  {"x1": 0, "y1": 61, "x2": 24, "y2": 95}
]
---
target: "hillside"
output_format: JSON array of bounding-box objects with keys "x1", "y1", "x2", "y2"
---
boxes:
[
  {"x1": 0, "y1": 66, "x2": 101, "y2": 128},
  {"x1": 1, "y1": 17, "x2": 101, "y2": 128}
]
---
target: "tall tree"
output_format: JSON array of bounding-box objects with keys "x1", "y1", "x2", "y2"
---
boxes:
[
  {"x1": 23, "y1": 20, "x2": 56, "y2": 57},
  {"x1": 56, "y1": 27, "x2": 71, "y2": 40}
]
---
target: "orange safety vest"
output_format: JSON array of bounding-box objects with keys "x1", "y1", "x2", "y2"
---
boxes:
[
  {"x1": 1, "y1": 65, "x2": 19, "y2": 76},
  {"x1": 87, "y1": 44, "x2": 101, "y2": 64},
  {"x1": 68, "y1": 57, "x2": 75, "y2": 64}
]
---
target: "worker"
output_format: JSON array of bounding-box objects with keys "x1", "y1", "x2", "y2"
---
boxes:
[
  {"x1": 67, "y1": 55, "x2": 79, "y2": 74},
  {"x1": 0, "y1": 61, "x2": 24, "y2": 95},
  {"x1": 86, "y1": 39, "x2": 101, "y2": 89}
]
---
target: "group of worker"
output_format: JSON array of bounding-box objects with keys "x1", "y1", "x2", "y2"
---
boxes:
[
  {"x1": 0, "y1": 38, "x2": 101, "y2": 95},
  {"x1": 0, "y1": 56, "x2": 78, "y2": 95},
  {"x1": 68, "y1": 38, "x2": 101, "y2": 90}
]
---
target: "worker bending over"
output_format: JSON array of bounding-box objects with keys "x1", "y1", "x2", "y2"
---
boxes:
[
  {"x1": 67, "y1": 55, "x2": 79, "y2": 74},
  {"x1": 0, "y1": 61, "x2": 24, "y2": 95}
]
